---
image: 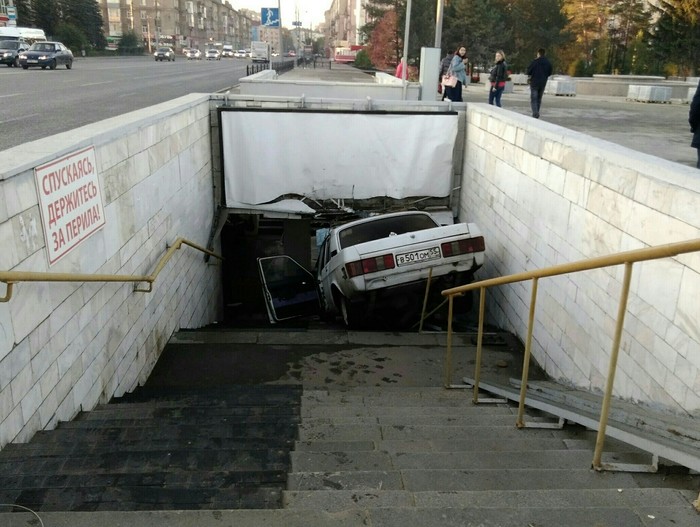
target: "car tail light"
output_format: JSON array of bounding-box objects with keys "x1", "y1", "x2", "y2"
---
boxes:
[
  {"x1": 441, "y1": 236, "x2": 485, "y2": 257},
  {"x1": 346, "y1": 254, "x2": 395, "y2": 278}
]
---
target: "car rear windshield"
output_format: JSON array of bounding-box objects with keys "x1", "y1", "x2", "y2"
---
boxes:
[{"x1": 338, "y1": 214, "x2": 438, "y2": 249}]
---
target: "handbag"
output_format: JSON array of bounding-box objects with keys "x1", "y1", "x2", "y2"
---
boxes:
[{"x1": 442, "y1": 73, "x2": 457, "y2": 88}]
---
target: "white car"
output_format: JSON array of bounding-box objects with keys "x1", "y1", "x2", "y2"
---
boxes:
[
  {"x1": 185, "y1": 48, "x2": 201, "y2": 60},
  {"x1": 205, "y1": 49, "x2": 220, "y2": 60},
  {"x1": 234, "y1": 49, "x2": 246, "y2": 58},
  {"x1": 258, "y1": 211, "x2": 485, "y2": 327}
]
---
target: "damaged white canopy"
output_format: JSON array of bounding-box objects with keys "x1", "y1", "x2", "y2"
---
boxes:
[{"x1": 220, "y1": 109, "x2": 459, "y2": 207}]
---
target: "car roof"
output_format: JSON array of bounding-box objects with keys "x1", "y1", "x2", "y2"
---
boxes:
[{"x1": 333, "y1": 211, "x2": 434, "y2": 231}]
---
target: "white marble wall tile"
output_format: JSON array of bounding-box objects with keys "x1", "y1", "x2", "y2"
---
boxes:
[{"x1": 4, "y1": 171, "x2": 38, "y2": 218}]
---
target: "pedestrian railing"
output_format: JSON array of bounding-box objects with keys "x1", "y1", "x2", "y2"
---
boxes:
[
  {"x1": 440, "y1": 238, "x2": 700, "y2": 478},
  {"x1": 0, "y1": 237, "x2": 222, "y2": 303}
]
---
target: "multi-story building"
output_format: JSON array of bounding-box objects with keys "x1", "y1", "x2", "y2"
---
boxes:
[
  {"x1": 324, "y1": 0, "x2": 367, "y2": 57},
  {"x1": 99, "y1": 0, "x2": 254, "y2": 51}
]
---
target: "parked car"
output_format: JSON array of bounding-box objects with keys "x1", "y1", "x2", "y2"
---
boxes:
[
  {"x1": 205, "y1": 48, "x2": 221, "y2": 60},
  {"x1": 185, "y1": 48, "x2": 201, "y2": 60},
  {"x1": 257, "y1": 211, "x2": 485, "y2": 327},
  {"x1": 18, "y1": 41, "x2": 73, "y2": 70},
  {"x1": 154, "y1": 47, "x2": 175, "y2": 61},
  {"x1": 0, "y1": 39, "x2": 29, "y2": 67}
]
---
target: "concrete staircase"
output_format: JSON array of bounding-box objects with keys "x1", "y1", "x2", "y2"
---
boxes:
[
  {"x1": 0, "y1": 385, "x2": 301, "y2": 511},
  {"x1": 284, "y1": 386, "x2": 700, "y2": 526}
]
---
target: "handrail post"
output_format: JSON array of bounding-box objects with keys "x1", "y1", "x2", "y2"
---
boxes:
[
  {"x1": 419, "y1": 268, "x2": 433, "y2": 333},
  {"x1": 516, "y1": 277, "x2": 539, "y2": 427},
  {"x1": 473, "y1": 286, "x2": 486, "y2": 404},
  {"x1": 444, "y1": 294, "x2": 454, "y2": 387},
  {"x1": 0, "y1": 282, "x2": 14, "y2": 303},
  {"x1": 592, "y1": 261, "x2": 633, "y2": 469}
]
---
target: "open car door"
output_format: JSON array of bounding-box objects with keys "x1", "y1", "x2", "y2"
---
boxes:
[{"x1": 257, "y1": 256, "x2": 319, "y2": 323}]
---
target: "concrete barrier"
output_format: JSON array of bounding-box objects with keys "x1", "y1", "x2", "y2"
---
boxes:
[
  {"x1": 545, "y1": 76, "x2": 576, "y2": 96},
  {"x1": 627, "y1": 85, "x2": 671, "y2": 103}
]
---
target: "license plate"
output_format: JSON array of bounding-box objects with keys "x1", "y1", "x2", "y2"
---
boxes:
[
  {"x1": 396, "y1": 247, "x2": 441, "y2": 266},
  {"x1": 27, "y1": 60, "x2": 38, "y2": 63}
]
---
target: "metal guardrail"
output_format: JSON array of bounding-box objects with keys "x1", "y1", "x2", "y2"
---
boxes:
[
  {"x1": 0, "y1": 237, "x2": 222, "y2": 303},
  {"x1": 246, "y1": 60, "x2": 295, "y2": 76},
  {"x1": 440, "y1": 238, "x2": 700, "y2": 483}
]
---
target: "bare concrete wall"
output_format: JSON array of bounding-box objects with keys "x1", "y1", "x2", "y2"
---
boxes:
[
  {"x1": 0, "y1": 94, "x2": 222, "y2": 447},
  {"x1": 459, "y1": 103, "x2": 700, "y2": 415}
]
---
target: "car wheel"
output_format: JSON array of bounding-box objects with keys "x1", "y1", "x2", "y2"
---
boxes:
[
  {"x1": 22, "y1": 65, "x2": 28, "y2": 69},
  {"x1": 6, "y1": 62, "x2": 11, "y2": 67},
  {"x1": 66, "y1": 60, "x2": 72, "y2": 70},
  {"x1": 41, "y1": 65, "x2": 46, "y2": 69},
  {"x1": 339, "y1": 296, "x2": 363, "y2": 328},
  {"x1": 50, "y1": 59, "x2": 56, "y2": 70}
]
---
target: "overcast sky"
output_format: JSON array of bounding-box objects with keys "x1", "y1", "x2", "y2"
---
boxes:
[{"x1": 229, "y1": 0, "x2": 330, "y2": 29}]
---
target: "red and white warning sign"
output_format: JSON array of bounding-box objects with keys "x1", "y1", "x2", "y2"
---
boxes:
[{"x1": 34, "y1": 146, "x2": 106, "y2": 265}]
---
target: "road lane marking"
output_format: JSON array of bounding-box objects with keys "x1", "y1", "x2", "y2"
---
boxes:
[
  {"x1": 0, "y1": 112, "x2": 40, "y2": 125},
  {"x1": 0, "y1": 93, "x2": 22, "y2": 98},
  {"x1": 79, "y1": 81, "x2": 112, "y2": 87}
]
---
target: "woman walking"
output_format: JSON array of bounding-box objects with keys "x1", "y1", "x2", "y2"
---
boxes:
[
  {"x1": 488, "y1": 50, "x2": 507, "y2": 107},
  {"x1": 444, "y1": 45, "x2": 468, "y2": 102}
]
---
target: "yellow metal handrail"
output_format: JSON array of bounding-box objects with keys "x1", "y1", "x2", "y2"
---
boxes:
[
  {"x1": 0, "y1": 238, "x2": 223, "y2": 303},
  {"x1": 441, "y1": 238, "x2": 700, "y2": 473}
]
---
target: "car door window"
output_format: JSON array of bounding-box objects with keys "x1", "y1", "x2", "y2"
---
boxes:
[{"x1": 257, "y1": 256, "x2": 319, "y2": 323}]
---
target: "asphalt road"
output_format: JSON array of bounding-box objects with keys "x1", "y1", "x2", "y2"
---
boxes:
[{"x1": 0, "y1": 55, "x2": 255, "y2": 152}]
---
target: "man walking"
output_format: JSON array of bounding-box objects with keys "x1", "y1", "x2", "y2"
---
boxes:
[{"x1": 526, "y1": 48, "x2": 553, "y2": 119}]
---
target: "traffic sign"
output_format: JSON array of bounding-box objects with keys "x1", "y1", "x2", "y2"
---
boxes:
[{"x1": 261, "y1": 8, "x2": 280, "y2": 27}]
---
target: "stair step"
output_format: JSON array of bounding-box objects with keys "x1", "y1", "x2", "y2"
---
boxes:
[
  {"x1": 290, "y1": 449, "x2": 649, "y2": 472},
  {"x1": 282, "y1": 487, "x2": 697, "y2": 511},
  {"x1": 298, "y1": 414, "x2": 553, "y2": 427},
  {"x1": 0, "y1": 469, "x2": 288, "y2": 490},
  {"x1": 1, "y1": 436, "x2": 295, "y2": 457},
  {"x1": 293, "y1": 435, "x2": 644, "y2": 454},
  {"x1": 0, "y1": 449, "x2": 290, "y2": 475},
  {"x1": 62, "y1": 414, "x2": 300, "y2": 428},
  {"x1": 30, "y1": 422, "x2": 297, "y2": 442},
  {"x1": 114, "y1": 385, "x2": 302, "y2": 405},
  {"x1": 286, "y1": 468, "x2": 645, "y2": 491},
  {"x1": 84, "y1": 404, "x2": 299, "y2": 419},
  {"x1": 0, "y1": 484, "x2": 284, "y2": 511},
  {"x1": 297, "y1": 423, "x2": 576, "y2": 442},
  {"x1": 300, "y1": 405, "x2": 515, "y2": 418}
]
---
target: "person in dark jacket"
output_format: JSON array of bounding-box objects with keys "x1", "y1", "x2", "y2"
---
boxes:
[
  {"x1": 689, "y1": 79, "x2": 700, "y2": 168},
  {"x1": 488, "y1": 50, "x2": 508, "y2": 107},
  {"x1": 526, "y1": 48, "x2": 553, "y2": 118}
]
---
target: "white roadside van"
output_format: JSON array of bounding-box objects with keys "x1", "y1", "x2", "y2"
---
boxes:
[{"x1": 0, "y1": 27, "x2": 47, "y2": 44}]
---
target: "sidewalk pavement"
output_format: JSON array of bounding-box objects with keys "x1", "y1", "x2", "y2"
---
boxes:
[{"x1": 281, "y1": 64, "x2": 698, "y2": 170}]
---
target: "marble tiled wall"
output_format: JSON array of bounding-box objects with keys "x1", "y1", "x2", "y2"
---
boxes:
[
  {"x1": 0, "y1": 94, "x2": 221, "y2": 447},
  {"x1": 460, "y1": 103, "x2": 700, "y2": 415}
]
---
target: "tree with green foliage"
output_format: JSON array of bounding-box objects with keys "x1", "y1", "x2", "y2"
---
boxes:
[
  {"x1": 54, "y1": 22, "x2": 88, "y2": 53},
  {"x1": 441, "y1": 0, "x2": 510, "y2": 71},
  {"x1": 504, "y1": 0, "x2": 569, "y2": 72},
  {"x1": 13, "y1": 0, "x2": 34, "y2": 27},
  {"x1": 117, "y1": 30, "x2": 142, "y2": 55},
  {"x1": 650, "y1": 0, "x2": 700, "y2": 75},
  {"x1": 59, "y1": 0, "x2": 107, "y2": 49},
  {"x1": 32, "y1": 0, "x2": 59, "y2": 36}
]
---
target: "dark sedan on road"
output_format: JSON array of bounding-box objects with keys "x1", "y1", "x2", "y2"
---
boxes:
[
  {"x1": 0, "y1": 39, "x2": 30, "y2": 67},
  {"x1": 18, "y1": 41, "x2": 73, "y2": 70}
]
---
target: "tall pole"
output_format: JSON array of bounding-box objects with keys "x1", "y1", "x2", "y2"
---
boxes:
[
  {"x1": 275, "y1": 0, "x2": 281, "y2": 71},
  {"x1": 434, "y1": 0, "x2": 444, "y2": 48},
  {"x1": 401, "y1": 0, "x2": 412, "y2": 100}
]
